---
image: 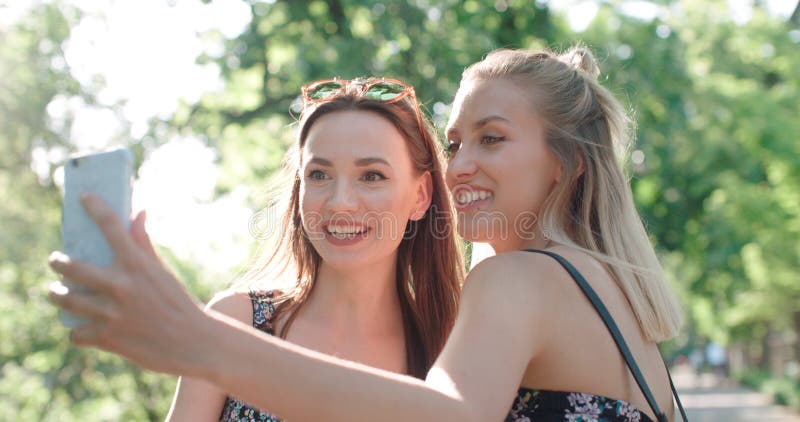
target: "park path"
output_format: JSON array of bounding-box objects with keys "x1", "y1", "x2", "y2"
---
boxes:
[{"x1": 672, "y1": 364, "x2": 800, "y2": 421}]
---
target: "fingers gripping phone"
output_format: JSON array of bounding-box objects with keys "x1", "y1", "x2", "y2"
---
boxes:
[{"x1": 60, "y1": 148, "x2": 133, "y2": 328}]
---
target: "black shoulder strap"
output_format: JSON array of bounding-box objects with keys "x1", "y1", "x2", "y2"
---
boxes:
[{"x1": 522, "y1": 249, "x2": 688, "y2": 422}]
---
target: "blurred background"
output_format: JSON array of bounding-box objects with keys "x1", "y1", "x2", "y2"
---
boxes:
[{"x1": 1, "y1": 0, "x2": 798, "y2": 420}]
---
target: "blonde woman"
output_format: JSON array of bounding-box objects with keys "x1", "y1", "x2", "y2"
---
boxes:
[{"x1": 50, "y1": 47, "x2": 687, "y2": 421}]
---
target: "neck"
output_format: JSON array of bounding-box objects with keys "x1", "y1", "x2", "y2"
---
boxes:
[
  {"x1": 488, "y1": 232, "x2": 551, "y2": 255},
  {"x1": 302, "y1": 255, "x2": 403, "y2": 336},
  {"x1": 470, "y1": 233, "x2": 552, "y2": 269}
]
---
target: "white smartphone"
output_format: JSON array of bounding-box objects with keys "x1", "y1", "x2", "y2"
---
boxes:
[{"x1": 60, "y1": 148, "x2": 133, "y2": 328}]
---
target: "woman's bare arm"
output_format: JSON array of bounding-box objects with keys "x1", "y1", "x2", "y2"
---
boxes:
[
  {"x1": 188, "y1": 254, "x2": 545, "y2": 421},
  {"x1": 166, "y1": 292, "x2": 252, "y2": 421},
  {"x1": 49, "y1": 194, "x2": 548, "y2": 422}
]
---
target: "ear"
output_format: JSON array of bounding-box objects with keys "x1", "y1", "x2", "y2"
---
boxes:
[
  {"x1": 553, "y1": 152, "x2": 585, "y2": 184},
  {"x1": 410, "y1": 171, "x2": 433, "y2": 221},
  {"x1": 575, "y1": 152, "x2": 586, "y2": 178},
  {"x1": 554, "y1": 159, "x2": 563, "y2": 184}
]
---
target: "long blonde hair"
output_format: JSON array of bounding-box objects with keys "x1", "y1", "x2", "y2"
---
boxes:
[
  {"x1": 242, "y1": 79, "x2": 464, "y2": 377},
  {"x1": 462, "y1": 47, "x2": 682, "y2": 342}
]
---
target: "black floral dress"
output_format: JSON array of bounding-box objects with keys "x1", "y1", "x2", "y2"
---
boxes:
[
  {"x1": 506, "y1": 388, "x2": 654, "y2": 422},
  {"x1": 219, "y1": 290, "x2": 283, "y2": 422}
]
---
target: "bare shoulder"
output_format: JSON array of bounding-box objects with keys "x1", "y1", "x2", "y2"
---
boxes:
[
  {"x1": 462, "y1": 251, "x2": 567, "y2": 315},
  {"x1": 540, "y1": 245, "x2": 620, "y2": 292},
  {"x1": 543, "y1": 245, "x2": 608, "y2": 273},
  {"x1": 463, "y1": 247, "x2": 611, "y2": 306},
  {"x1": 204, "y1": 289, "x2": 254, "y2": 325},
  {"x1": 457, "y1": 250, "x2": 571, "y2": 356},
  {"x1": 467, "y1": 249, "x2": 570, "y2": 289}
]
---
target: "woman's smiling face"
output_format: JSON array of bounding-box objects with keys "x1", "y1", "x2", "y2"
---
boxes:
[
  {"x1": 445, "y1": 77, "x2": 561, "y2": 253},
  {"x1": 300, "y1": 109, "x2": 429, "y2": 270}
]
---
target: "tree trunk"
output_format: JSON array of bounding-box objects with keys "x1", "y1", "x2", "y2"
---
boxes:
[
  {"x1": 768, "y1": 327, "x2": 785, "y2": 377},
  {"x1": 759, "y1": 324, "x2": 771, "y2": 371},
  {"x1": 794, "y1": 311, "x2": 800, "y2": 363}
]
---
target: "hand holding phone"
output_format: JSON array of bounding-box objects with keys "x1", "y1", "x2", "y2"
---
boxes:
[{"x1": 60, "y1": 148, "x2": 133, "y2": 328}]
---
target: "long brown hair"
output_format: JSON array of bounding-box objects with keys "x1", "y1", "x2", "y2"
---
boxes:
[
  {"x1": 462, "y1": 47, "x2": 682, "y2": 342},
  {"x1": 243, "y1": 78, "x2": 464, "y2": 377}
]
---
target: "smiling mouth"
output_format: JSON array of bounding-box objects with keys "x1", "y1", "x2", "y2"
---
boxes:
[
  {"x1": 326, "y1": 225, "x2": 370, "y2": 240},
  {"x1": 454, "y1": 189, "x2": 493, "y2": 207}
]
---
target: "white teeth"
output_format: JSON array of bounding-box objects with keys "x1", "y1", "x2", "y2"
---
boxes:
[
  {"x1": 328, "y1": 226, "x2": 366, "y2": 235},
  {"x1": 330, "y1": 232, "x2": 359, "y2": 240},
  {"x1": 456, "y1": 190, "x2": 492, "y2": 206}
]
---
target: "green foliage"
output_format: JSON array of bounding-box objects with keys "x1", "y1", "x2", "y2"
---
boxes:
[
  {"x1": 737, "y1": 369, "x2": 800, "y2": 410},
  {"x1": 2, "y1": 0, "x2": 799, "y2": 419}
]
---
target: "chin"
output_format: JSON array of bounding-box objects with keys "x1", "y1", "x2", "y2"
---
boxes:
[
  {"x1": 457, "y1": 215, "x2": 507, "y2": 244},
  {"x1": 318, "y1": 251, "x2": 372, "y2": 269},
  {"x1": 317, "y1": 244, "x2": 397, "y2": 270}
]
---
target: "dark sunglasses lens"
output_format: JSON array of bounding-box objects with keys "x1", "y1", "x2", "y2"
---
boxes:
[
  {"x1": 307, "y1": 81, "x2": 345, "y2": 100},
  {"x1": 364, "y1": 82, "x2": 406, "y2": 101}
]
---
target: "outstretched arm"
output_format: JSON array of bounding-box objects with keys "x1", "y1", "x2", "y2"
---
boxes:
[
  {"x1": 49, "y1": 194, "x2": 544, "y2": 421},
  {"x1": 184, "y1": 256, "x2": 542, "y2": 422},
  {"x1": 166, "y1": 292, "x2": 253, "y2": 422}
]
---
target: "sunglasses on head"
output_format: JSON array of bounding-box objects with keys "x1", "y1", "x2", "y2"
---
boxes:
[
  {"x1": 301, "y1": 77, "x2": 431, "y2": 147},
  {"x1": 301, "y1": 77, "x2": 417, "y2": 106}
]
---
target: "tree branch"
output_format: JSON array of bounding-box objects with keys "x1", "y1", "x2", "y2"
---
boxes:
[{"x1": 326, "y1": 0, "x2": 352, "y2": 37}]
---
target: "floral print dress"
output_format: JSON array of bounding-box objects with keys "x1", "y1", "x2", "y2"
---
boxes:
[
  {"x1": 219, "y1": 290, "x2": 284, "y2": 422},
  {"x1": 506, "y1": 388, "x2": 654, "y2": 422}
]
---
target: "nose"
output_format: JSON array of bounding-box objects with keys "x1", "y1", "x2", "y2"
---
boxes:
[
  {"x1": 327, "y1": 179, "x2": 359, "y2": 212},
  {"x1": 446, "y1": 145, "x2": 478, "y2": 184}
]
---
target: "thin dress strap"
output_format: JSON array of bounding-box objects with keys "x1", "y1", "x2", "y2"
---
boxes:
[{"x1": 522, "y1": 249, "x2": 688, "y2": 422}]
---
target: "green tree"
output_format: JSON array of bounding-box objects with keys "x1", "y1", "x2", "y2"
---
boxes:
[{"x1": 2, "y1": 0, "x2": 798, "y2": 419}]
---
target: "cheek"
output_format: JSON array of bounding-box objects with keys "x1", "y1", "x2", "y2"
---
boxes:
[
  {"x1": 300, "y1": 181, "x2": 328, "y2": 205},
  {"x1": 299, "y1": 186, "x2": 324, "y2": 231},
  {"x1": 510, "y1": 167, "x2": 555, "y2": 210},
  {"x1": 298, "y1": 186, "x2": 312, "y2": 215},
  {"x1": 366, "y1": 189, "x2": 404, "y2": 214},
  {"x1": 444, "y1": 163, "x2": 456, "y2": 187},
  {"x1": 363, "y1": 190, "x2": 411, "y2": 232},
  {"x1": 494, "y1": 159, "x2": 539, "y2": 202}
]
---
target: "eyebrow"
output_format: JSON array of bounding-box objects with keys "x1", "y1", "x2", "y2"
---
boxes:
[
  {"x1": 306, "y1": 157, "x2": 391, "y2": 167},
  {"x1": 446, "y1": 114, "x2": 511, "y2": 138},
  {"x1": 307, "y1": 157, "x2": 333, "y2": 166},
  {"x1": 354, "y1": 157, "x2": 391, "y2": 167}
]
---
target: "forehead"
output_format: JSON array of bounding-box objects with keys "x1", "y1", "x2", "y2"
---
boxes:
[
  {"x1": 302, "y1": 110, "x2": 409, "y2": 162},
  {"x1": 446, "y1": 78, "x2": 535, "y2": 131}
]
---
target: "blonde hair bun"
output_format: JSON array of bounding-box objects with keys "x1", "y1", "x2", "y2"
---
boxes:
[{"x1": 559, "y1": 46, "x2": 600, "y2": 80}]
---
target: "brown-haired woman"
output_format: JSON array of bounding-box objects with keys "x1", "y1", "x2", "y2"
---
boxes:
[
  {"x1": 50, "y1": 47, "x2": 687, "y2": 421},
  {"x1": 53, "y1": 77, "x2": 464, "y2": 421}
]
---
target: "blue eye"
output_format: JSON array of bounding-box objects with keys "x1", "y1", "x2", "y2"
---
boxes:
[{"x1": 362, "y1": 171, "x2": 387, "y2": 182}]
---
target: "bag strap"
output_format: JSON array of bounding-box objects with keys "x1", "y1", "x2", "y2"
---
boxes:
[{"x1": 522, "y1": 249, "x2": 688, "y2": 422}]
